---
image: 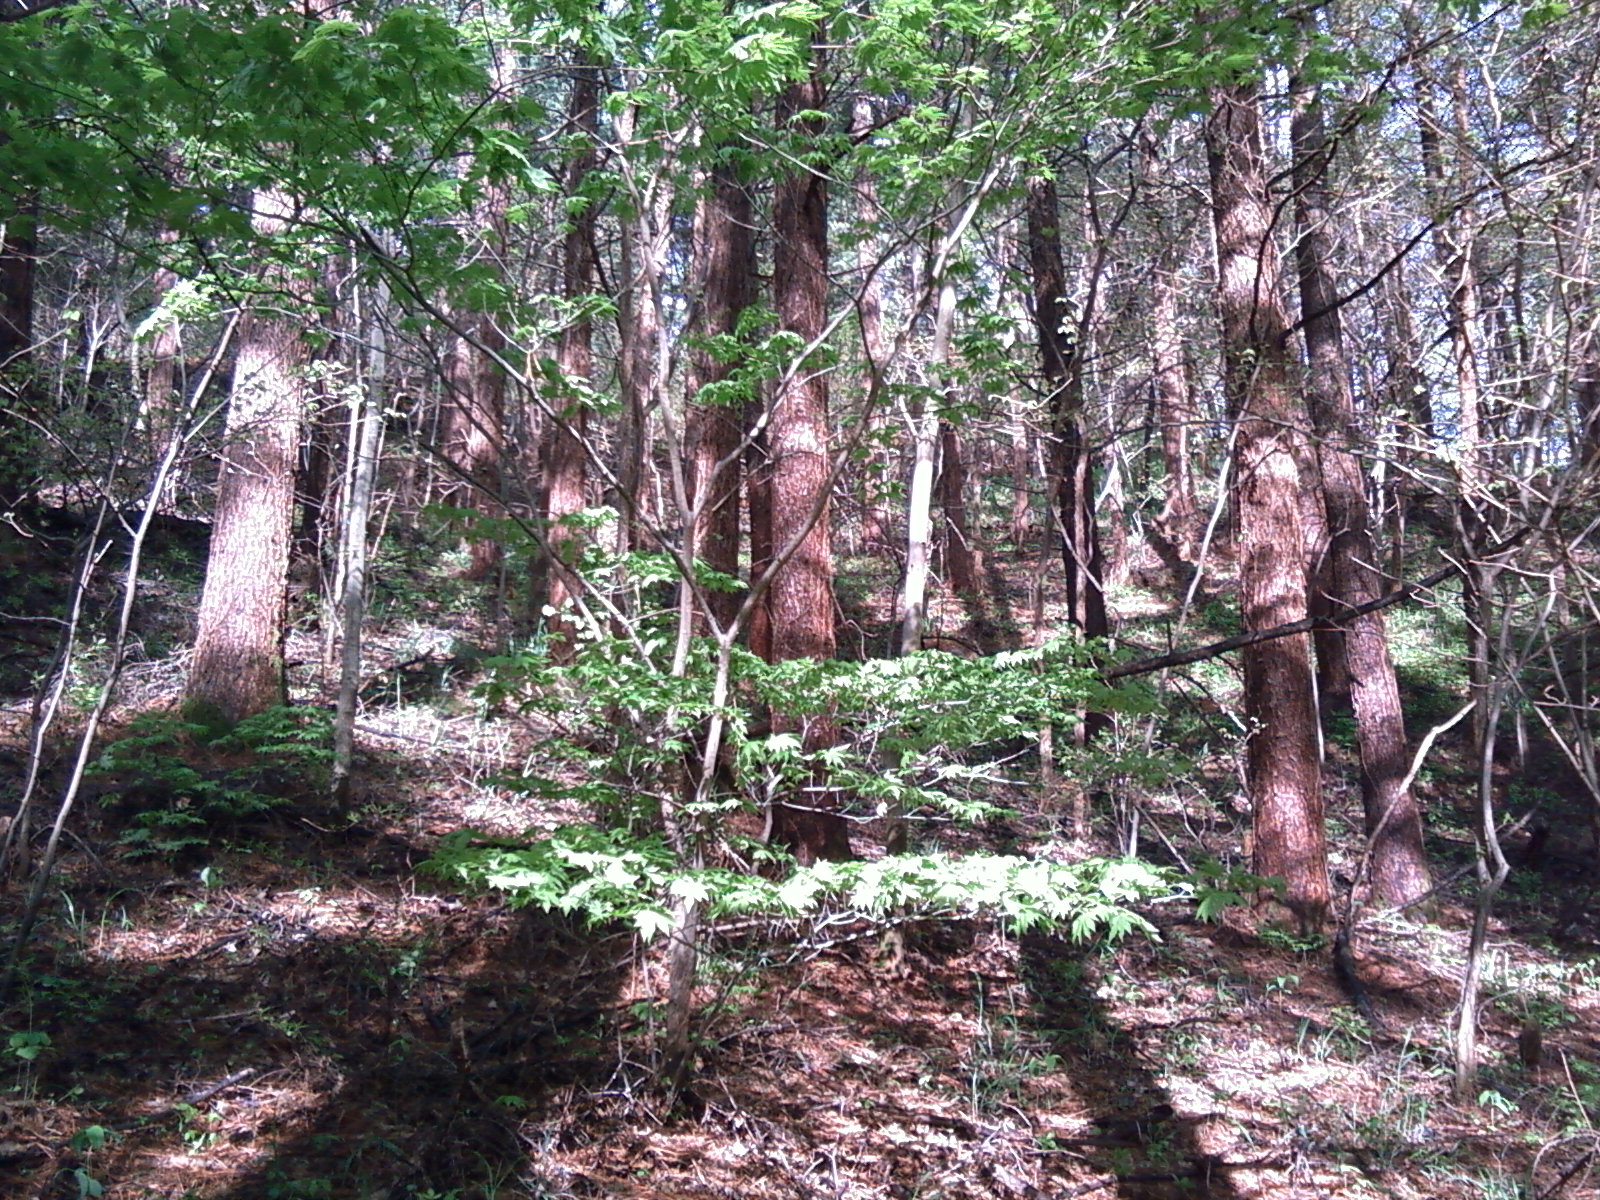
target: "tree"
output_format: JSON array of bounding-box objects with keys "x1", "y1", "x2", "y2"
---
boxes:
[
  {"x1": 185, "y1": 189, "x2": 308, "y2": 725},
  {"x1": 540, "y1": 57, "x2": 601, "y2": 659},
  {"x1": 685, "y1": 158, "x2": 755, "y2": 636},
  {"x1": 1027, "y1": 175, "x2": 1108, "y2": 651},
  {"x1": 1290, "y1": 47, "x2": 1430, "y2": 908},
  {"x1": 1205, "y1": 80, "x2": 1329, "y2": 927},
  {"x1": 763, "y1": 45, "x2": 851, "y2": 863}
]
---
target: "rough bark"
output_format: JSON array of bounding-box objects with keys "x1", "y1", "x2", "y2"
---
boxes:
[
  {"x1": 1292, "y1": 62, "x2": 1431, "y2": 908},
  {"x1": 541, "y1": 60, "x2": 600, "y2": 660},
  {"x1": 186, "y1": 190, "x2": 307, "y2": 725},
  {"x1": 764, "y1": 54, "x2": 850, "y2": 864},
  {"x1": 686, "y1": 162, "x2": 754, "y2": 635},
  {"x1": 1206, "y1": 82, "x2": 1330, "y2": 928}
]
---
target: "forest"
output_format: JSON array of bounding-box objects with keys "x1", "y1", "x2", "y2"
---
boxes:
[{"x1": 4, "y1": 0, "x2": 1600, "y2": 1196}]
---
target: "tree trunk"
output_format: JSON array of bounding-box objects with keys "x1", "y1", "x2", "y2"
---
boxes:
[
  {"x1": 0, "y1": 202, "x2": 37, "y2": 510},
  {"x1": 442, "y1": 315, "x2": 506, "y2": 581},
  {"x1": 332, "y1": 274, "x2": 388, "y2": 808},
  {"x1": 0, "y1": 204, "x2": 33, "y2": 366},
  {"x1": 686, "y1": 161, "x2": 754, "y2": 636},
  {"x1": 1206, "y1": 82, "x2": 1330, "y2": 928},
  {"x1": 541, "y1": 58, "x2": 600, "y2": 661},
  {"x1": 1026, "y1": 177, "x2": 1108, "y2": 646},
  {"x1": 938, "y1": 420, "x2": 993, "y2": 646},
  {"x1": 898, "y1": 402, "x2": 940, "y2": 656},
  {"x1": 1291, "y1": 57, "x2": 1431, "y2": 909},
  {"x1": 186, "y1": 189, "x2": 307, "y2": 725},
  {"x1": 1151, "y1": 252, "x2": 1196, "y2": 554},
  {"x1": 764, "y1": 52, "x2": 850, "y2": 863},
  {"x1": 852, "y1": 96, "x2": 892, "y2": 554},
  {"x1": 1418, "y1": 57, "x2": 1492, "y2": 757}
]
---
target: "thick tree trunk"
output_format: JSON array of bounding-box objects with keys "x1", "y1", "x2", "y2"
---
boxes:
[
  {"x1": 541, "y1": 60, "x2": 600, "y2": 660},
  {"x1": 686, "y1": 162, "x2": 754, "y2": 636},
  {"x1": 1206, "y1": 82, "x2": 1330, "y2": 928},
  {"x1": 1292, "y1": 62, "x2": 1431, "y2": 909},
  {"x1": 186, "y1": 190, "x2": 307, "y2": 725},
  {"x1": 764, "y1": 54, "x2": 850, "y2": 864}
]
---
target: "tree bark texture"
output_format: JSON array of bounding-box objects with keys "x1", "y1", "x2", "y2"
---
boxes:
[
  {"x1": 187, "y1": 190, "x2": 307, "y2": 725},
  {"x1": 1206, "y1": 82, "x2": 1330, "y2": 927},
  {"x1": 541, "y1": 60, "x2": 600, "y2": 660},
  {"x1": 1292, "y1": 64, "x2": 1431, "y2": 908},
  {"x1": 764, "y1": 56, "x2": 850, "y2": 863},
  {"x1": 686, "y1": 161, "x2": 754, "y2": 635}
]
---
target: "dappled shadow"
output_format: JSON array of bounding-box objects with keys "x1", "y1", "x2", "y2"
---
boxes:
[
  {"x1": 0, "y1": 776, "x2": 629, "y2": 1200},
  {"x1": 1019, "y1": 929, "x2": 1243, "y2": 1200}
]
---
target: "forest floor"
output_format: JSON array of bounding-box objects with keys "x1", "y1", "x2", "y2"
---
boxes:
[{"x1": 3, "y1": 524, "x2": 1600, "y2": 1200}]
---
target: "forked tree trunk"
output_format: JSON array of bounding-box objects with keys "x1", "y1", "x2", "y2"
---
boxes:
[
  {"x1": 1292, "y1": 60, "x2": 1431, "y2": 909},
  {"x1": 186, "y1": 189, "x2": 307, "y2": 725},
  {"x1": 1206, "y1": 82, "x2": 1330, "y2": 928},
  {"x1": 764, "y1": 52, "x2": 850, "y2": 864},
  {"x1": 541, "y1": 59, "x2": 600, "y2": 661},
  {"x1": 686, "y1": 161, "x2": 754, "y2": 636}
]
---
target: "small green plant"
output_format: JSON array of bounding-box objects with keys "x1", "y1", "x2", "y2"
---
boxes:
[
  {"x1": 175, "y1": 1102, "x2": 221, "y2": 1153},
  {"x1": 1258, "y1": 924, "x2": 1329, "y2": 955},
  {"x1": 91, "y1": 705, "x2": 332, "y2": 858},
  {"x1": 7, "y1": 1030, "x2": 52, "y2": 1061},
  {"x1": 1265, "y1": 973, "x2": 1299, "y2": 998}
]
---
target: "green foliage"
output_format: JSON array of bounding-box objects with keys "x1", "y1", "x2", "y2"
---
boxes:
[
  {"x1": 427, "y1": 823, "x2": 1178, "y2": 942},
  {"x1": 427, "y1": 625, "x2": 1226, "y2": 945},
  {"x1": 91, "y1": 705, "x2": 332, "y2": 857},
  {"x1": 7, "y1": 1030, "x2": 51, "y2": 1061}
]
